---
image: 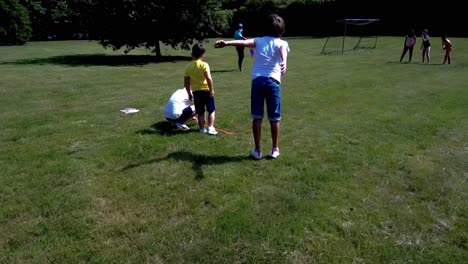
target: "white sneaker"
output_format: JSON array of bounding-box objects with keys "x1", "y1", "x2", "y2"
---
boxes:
[
  {"x1": 250, "y1": 148, "x2": 262, "y2": 160},
  {"x1": 200, "y1": 128, "x2": 207, "y2": 134},
  {"x1": 269, "y1": 147, "x2": 280, "y2": 159},
  {"x1": 207, "y1": 126, "x2": 218, "y2": 135},
  {"x1": 175, "y1": 123, "x2": 189, "y2": 130}
]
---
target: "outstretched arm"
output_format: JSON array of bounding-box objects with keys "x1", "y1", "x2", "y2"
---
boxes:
[{"x1": 214, "y1": 39, "x2": 255, "y2": 48}]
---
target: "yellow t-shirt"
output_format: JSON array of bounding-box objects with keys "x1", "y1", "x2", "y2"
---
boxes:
[{"x1": 184, "y1": 59, "x2": 210, "y2": 92}]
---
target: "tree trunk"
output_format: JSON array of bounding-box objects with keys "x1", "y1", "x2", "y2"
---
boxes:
[{"x1": 154, "y1": 40, "x2": 161, "y2": 57}]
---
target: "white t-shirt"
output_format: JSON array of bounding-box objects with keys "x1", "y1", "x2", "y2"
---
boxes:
[
  {"x1": 252, "y1": 36, "x2": 290, "y2": 83},
  {"x1": 163, "y1": 88, "x2": 191, "y2": 120}
]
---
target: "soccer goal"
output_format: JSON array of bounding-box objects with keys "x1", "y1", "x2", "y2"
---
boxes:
[{"x1": 321, "y1": 18, "x2": 380, "y2": 55}]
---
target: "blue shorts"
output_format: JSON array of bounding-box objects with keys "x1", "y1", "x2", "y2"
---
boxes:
[
  {"x1": 251, "y1": 76, "x2": 281, "y2": 121},
  {"x1": 193, "y1": 91, "x2": 215, "y2": 114}
]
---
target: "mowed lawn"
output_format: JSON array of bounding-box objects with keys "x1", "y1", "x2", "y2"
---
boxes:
[{"x1": 0, "y1": 37, "x2": 467, "y2": 263}]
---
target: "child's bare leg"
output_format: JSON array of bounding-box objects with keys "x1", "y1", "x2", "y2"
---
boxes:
[
  {"x1": 208, "y1": 111, "x2": 215, "y2": 127},
  {"x1": 270, "y1": 121, "x2": 279, "y2": 149},
  {"x1": 427, "y1": 47, "x2": 431, "y2": 64},
  {"x1": 252, "y1": 119, "x2": 262, "y2": 150},
  {"x1": 198, "y1": 113, "x2": 205, "y2": 130}
]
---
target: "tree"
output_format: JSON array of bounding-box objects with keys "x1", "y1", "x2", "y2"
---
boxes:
[
  {"x1": 21, "y1": 0, "x2": 83, "y2": 40},
  {"x1": 0, "y1": 0, "x2": 31, "y2": 44},
  {"x1": 85, "y1": 0, "x2": 232, "y2": 56},
  {"x1": 231, "y1": 0, "x2": 300, "y2": 37},
  {"x1": 221, "y1": 0, "x2": 248, "y2": 10}
]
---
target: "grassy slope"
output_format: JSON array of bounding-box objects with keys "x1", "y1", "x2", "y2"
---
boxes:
[{"x1": 0, "y1": 38, "x2": 467, "y2": 263}]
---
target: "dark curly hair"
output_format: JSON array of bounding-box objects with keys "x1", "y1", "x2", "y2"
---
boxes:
[{"x1": 191, "y1": 43, "x2": 205, "y2": 59}]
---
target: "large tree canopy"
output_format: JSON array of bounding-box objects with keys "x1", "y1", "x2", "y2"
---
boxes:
[
  {"x1": 86, "y1": 0, "x2": 232, "y2": 56},
  {"x1": 0, "y1": 0, "x2": 31, "y2": 44},
  {"x1": 4, "y1": 0, "x2": 464, "y2": 48},
  {"x1": 21, "y1": 0, "x2": 80, "y2": 40}
]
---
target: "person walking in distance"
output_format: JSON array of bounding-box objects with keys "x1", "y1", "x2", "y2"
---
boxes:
[{"x1": 215, "y1": 14, "x2": 289, "y2": 159}]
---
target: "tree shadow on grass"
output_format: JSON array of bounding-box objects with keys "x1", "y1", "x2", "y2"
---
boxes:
[
  {"x1": 121, "y1": 151, "x2": 250, "y2": 180},
  {"x1": 1, "y1": 54, "x2": 191, "y2": 67}
]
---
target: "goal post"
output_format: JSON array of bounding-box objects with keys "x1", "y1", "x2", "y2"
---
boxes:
[{"x1": 321, "y1": 18, "x2": 380, "y2": 55}]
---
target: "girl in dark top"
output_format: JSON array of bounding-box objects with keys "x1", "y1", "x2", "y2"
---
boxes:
[{"x1": 421, "y1": 29, "x2": 431, "y2": 64}]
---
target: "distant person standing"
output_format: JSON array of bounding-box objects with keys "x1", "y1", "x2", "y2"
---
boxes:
[
  {"x1": 400, "y1": 29, "x2": 417, "y2": 63},
  {"x1": 421, "y1": 29, "x2": 431, "y2": 64},
  {"x1": 441, "y1": 34, "x2": 453, "y2": 64},
  {"x1": 234, "y1": 23, "x2": 247, "y2": 71}
]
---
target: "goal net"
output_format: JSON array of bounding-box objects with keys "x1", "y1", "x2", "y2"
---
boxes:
[{"x1": 321, "y1": 18, "x2": 380, "y2": 55}]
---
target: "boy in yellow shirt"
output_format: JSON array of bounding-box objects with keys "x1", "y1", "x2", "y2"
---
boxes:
[{"x1": 184, "y1": 43, "x2": 218, "y2": 135}]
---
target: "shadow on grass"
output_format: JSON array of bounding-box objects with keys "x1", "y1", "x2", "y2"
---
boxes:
[
  {"x1": 385, "y1": 61, "x2": 447, "y2": 66},
  {"x1": 138, "y1": 121, "x2": 236, "y2": 136},
  {"x1": 137, "y1": 121, "x2": 201, "y2": 136},
  {"x1": 1, "y1": 54, "x2": 191, "y2": 67},
  {"x1": 121, "y1": 151, "x2": 250, "y2": 180},
  {"x1": 211, "y1": 69, "x2": 238, "y2": 73}
]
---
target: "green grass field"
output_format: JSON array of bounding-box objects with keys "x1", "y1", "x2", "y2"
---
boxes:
[{"x1": 1, "y1": 37, "x2": 467, "y2": 263}]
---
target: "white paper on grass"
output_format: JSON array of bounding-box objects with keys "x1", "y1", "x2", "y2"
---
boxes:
[{"x1": 120, "y1": 108, "x2": 140, "y2": 114}]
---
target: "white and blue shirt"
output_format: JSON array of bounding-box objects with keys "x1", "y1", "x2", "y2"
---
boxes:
[{"x1": 252, "y1": 37, "x2": 290, "y2": 83}]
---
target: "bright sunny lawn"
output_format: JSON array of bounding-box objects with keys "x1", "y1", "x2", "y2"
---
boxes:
[{"x1": 0, "y1": 36, "x2": 467, "y2": 263}]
